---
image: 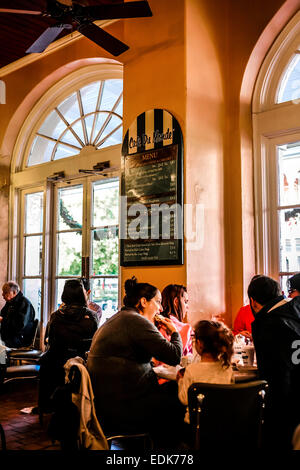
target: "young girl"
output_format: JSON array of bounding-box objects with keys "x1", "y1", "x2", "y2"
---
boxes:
[{"x1": 177, "y1": 320, "x2": 234, "y2": 423}]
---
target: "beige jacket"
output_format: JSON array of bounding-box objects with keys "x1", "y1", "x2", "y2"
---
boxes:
[{"x1": 64, "y1": 357, "x2": 109, "y2": 450}]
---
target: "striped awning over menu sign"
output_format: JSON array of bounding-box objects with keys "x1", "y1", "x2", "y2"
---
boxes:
[{"x1": 121, "y1": 109, "x2": 183, "y2": 267}]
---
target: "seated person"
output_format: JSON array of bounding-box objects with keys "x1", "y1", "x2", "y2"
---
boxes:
[
  {"x1": 87, "y1": 276, "x2": 185, "y2": 448},
  {"x1": 232, "y1": 304, "x2": 254, "y2": 339},
  {"x1": 177, "y1": 320, "x2": 234, "y2": 424},
  {"x1": 157, "y1": 284, "x2": 193, "y2": 355},
  {"x1": 287, "y1": 273, "x2": 300, "y2": 298},
  {"x1": 232, "y1": 275, "x2": 263, "y2": 339},
  {"x1": 39, "y1": 279, "x2": 98, "y2": 412},
  {"x1": 0, "y1": 281, "x2": 35, "y2": 348}
]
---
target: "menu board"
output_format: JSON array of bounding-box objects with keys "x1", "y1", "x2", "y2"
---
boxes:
[{"x1": 120, "y1": 109, "x2": 183, "y2": 266}]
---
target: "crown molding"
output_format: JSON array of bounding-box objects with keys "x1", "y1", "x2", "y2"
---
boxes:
[{"x1": 0, "y1": 19, "x2": 116, "y2": 78}]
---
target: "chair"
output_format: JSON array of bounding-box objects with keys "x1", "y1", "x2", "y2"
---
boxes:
[
  {"x1": 187, "y1": 380, "x2": 268, "y2": 450},
  {"x1": 48, "y1": 361, "x2": 153, "y2": 451},
  {"x1": 7, "y1": 319, "x2": 44, "y2": 365},
  {"x1": 0, "y1": 363, "x2": 40, "y2": 386}
]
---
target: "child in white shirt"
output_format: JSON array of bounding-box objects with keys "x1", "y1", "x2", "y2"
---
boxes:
[{"x1": 177, "y1": 320, "x2": 234, "y2": 423}]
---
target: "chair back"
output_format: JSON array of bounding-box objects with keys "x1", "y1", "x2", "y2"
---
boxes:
[
  {"x1": 30, "y1": 319, "x2": 39, "y2": 348},
  {"x1": 188, "y1": 380, "x2": 268, "y2": 449}
]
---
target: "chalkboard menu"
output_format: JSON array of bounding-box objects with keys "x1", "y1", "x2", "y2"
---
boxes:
[{"x1": 120, "y1": 109, "x2": 183, "y2": 266}]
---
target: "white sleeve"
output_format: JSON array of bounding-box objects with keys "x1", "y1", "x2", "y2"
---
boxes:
[{"x1": 177, "y1": 367, "x2": 193, "y2": 405}]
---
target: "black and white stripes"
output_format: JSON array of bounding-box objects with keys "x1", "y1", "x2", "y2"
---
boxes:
[{"x1": 122, "y1": 108, "x2": 181, "y2": 155}]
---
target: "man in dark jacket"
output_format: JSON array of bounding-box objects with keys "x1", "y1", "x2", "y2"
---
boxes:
[
  {"x1": 0, "y1": 281, "x2": 35, "y2": 348},
  {"x1": 248, "y1": 275, "x2": 300, "y2": 449}
]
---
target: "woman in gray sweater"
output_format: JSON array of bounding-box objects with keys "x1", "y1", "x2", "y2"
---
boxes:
[{"x1": 87, "y1": 277, "x2": 184, "y2": 446}]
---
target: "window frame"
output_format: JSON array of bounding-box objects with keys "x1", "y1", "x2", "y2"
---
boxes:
[
  {"x1": 9, "y1": 64, "x2": 123, "y2": 332},
  {"x1": 253, "y1": 11, "x2": 300, "y2": 286}
]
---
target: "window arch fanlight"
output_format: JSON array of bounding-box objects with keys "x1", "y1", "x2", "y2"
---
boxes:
[
  {"x1": 10, "y1": 64, "x2": 123, "y2": 336},
  {"x1": 253, "y1": 11, "x2": 300, "y2": 295},
  {"x1": 27, "y1": 79, "x2": 123, "y2": 166}
]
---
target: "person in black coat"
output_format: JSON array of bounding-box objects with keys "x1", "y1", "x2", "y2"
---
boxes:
[
  {"x1": 248, "y1": 275, "x2": 300, "y2": 449},
  {"x1": 39, "y1": 279, "x2": 98, "y2": 412},
  {"x1": 0, "y1": 281, "x2": 35, "y2": 348}
]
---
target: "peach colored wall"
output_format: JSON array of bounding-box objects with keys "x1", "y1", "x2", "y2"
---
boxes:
[
  {"x1": 121, "y1": 0, "x2": 186, "y2": 297},
  {"x1": 183, "y1": 0, "x2": 299, "y2": 326},
  {"x1": 0, "y1": 0, "x2": 299, "y2": 323}
]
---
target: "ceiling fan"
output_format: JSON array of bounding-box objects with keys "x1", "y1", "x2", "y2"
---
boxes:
[{"x1": 0, "y1": 0, "x2": 152, "y2": 56}]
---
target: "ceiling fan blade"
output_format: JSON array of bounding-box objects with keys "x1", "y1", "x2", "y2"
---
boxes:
[
  {"x1": 0, "y1": 9, "x2": 42, "y2": 15},
  {"x1": 78, "y1": 22, "x2": 129, "y2": 56},
  {"x1": 26, "y1": 25, "x2": 70, "y2": 53},
  {"x1": 87, "y1": 1, "x2": 152, "y2": 20}
]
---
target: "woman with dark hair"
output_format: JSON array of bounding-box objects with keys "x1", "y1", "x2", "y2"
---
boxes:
[
  {"x1": 39, "y1": 279, "x2": 98, "y2": 412},
  {"x1": 87, "y1": 276, "x2": 185, "y2": 446},
  {"x1": 161, "y1": 284, "x2": 188, "y2": 322},
  {"x1": 157, "y1": 284, "x2": 192, "y2": 356}
]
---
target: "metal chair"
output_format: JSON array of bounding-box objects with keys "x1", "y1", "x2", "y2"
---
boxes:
[
  {"x1": 0, "y1": 363, "x2": 40, "y2": 386},
  {"x1": 7, "y1": 319, "x2": 44, "y2": 365},
  {"x1": 188, "y1": 380, "x2": 268, "y2": 449}
]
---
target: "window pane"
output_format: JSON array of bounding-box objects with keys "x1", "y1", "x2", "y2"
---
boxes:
[
  {"x1": 85, "y1": 114, "x2": 95, "y2": 143},
  {"x1": 277, "y1": 54, "x2": 300, "y2": 104},
  {"x1": 279, "y1": 208, "x2": 300, "y2": 272},
  {"x1": 58, "y1": 185, "x2": 83, "y2": 230},
  {"x1": 23, "y1": 278, "x2": 41, "y2": 322},
  {"x1": 38, "y1": 109, "x2": 65, "y2": 139},
  {"x1": 92, "y1": 228, "x2": 118, "y2": 276},
  {"x1": 25, "y1": 236, "x2": 43, "y2": 276},
  {"x1": 57, "y1": 231, "x2": 82, "y2": 276},
  {"x1": 101, "y1": 79, "x2": 122, "y2": 111},
  {"x1": 71, "y1": 120, "x2": 85, "y2": 144},
  {"x1": 93, "y1": 180, "x2": 119, "y2": 227},
  {"x1": 95, "y1": 115, "x2": 122, "y2": 146},
  {"x1": 81, "y1": 82, "x2": 100, "y2": 115},
  {"x1": 57, "y1": 92, "x2": 80, "y2": 123},
  {"x1": 54, "y1": 143, "x2": 78, "y2": 160},
  {"x1": 91, "y1": 277, "x2": 118, "y2": 325},
  {"x1": 278, "y1": 143, "x2": 300, "y2": 206},
  {"x1": 25, "y1": 192, "x2": 43, "y2": 234},
  {"x1": 98, "y1": 125, "x2": 122, "y2": 149},
  {"x1": 27, "y1": 136, "x2": 55, "y2": 166},
  {"x1": 60, "y1": 130, "x2": 82, "y2": 147}
]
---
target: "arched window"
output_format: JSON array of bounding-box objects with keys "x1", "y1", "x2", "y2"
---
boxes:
[
  {"x1": 10, "y1": 65, "x2": 123, "y2": 330},
  {"x1": 253, "y1": 12, "x2": 300, "y2": 294}
]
